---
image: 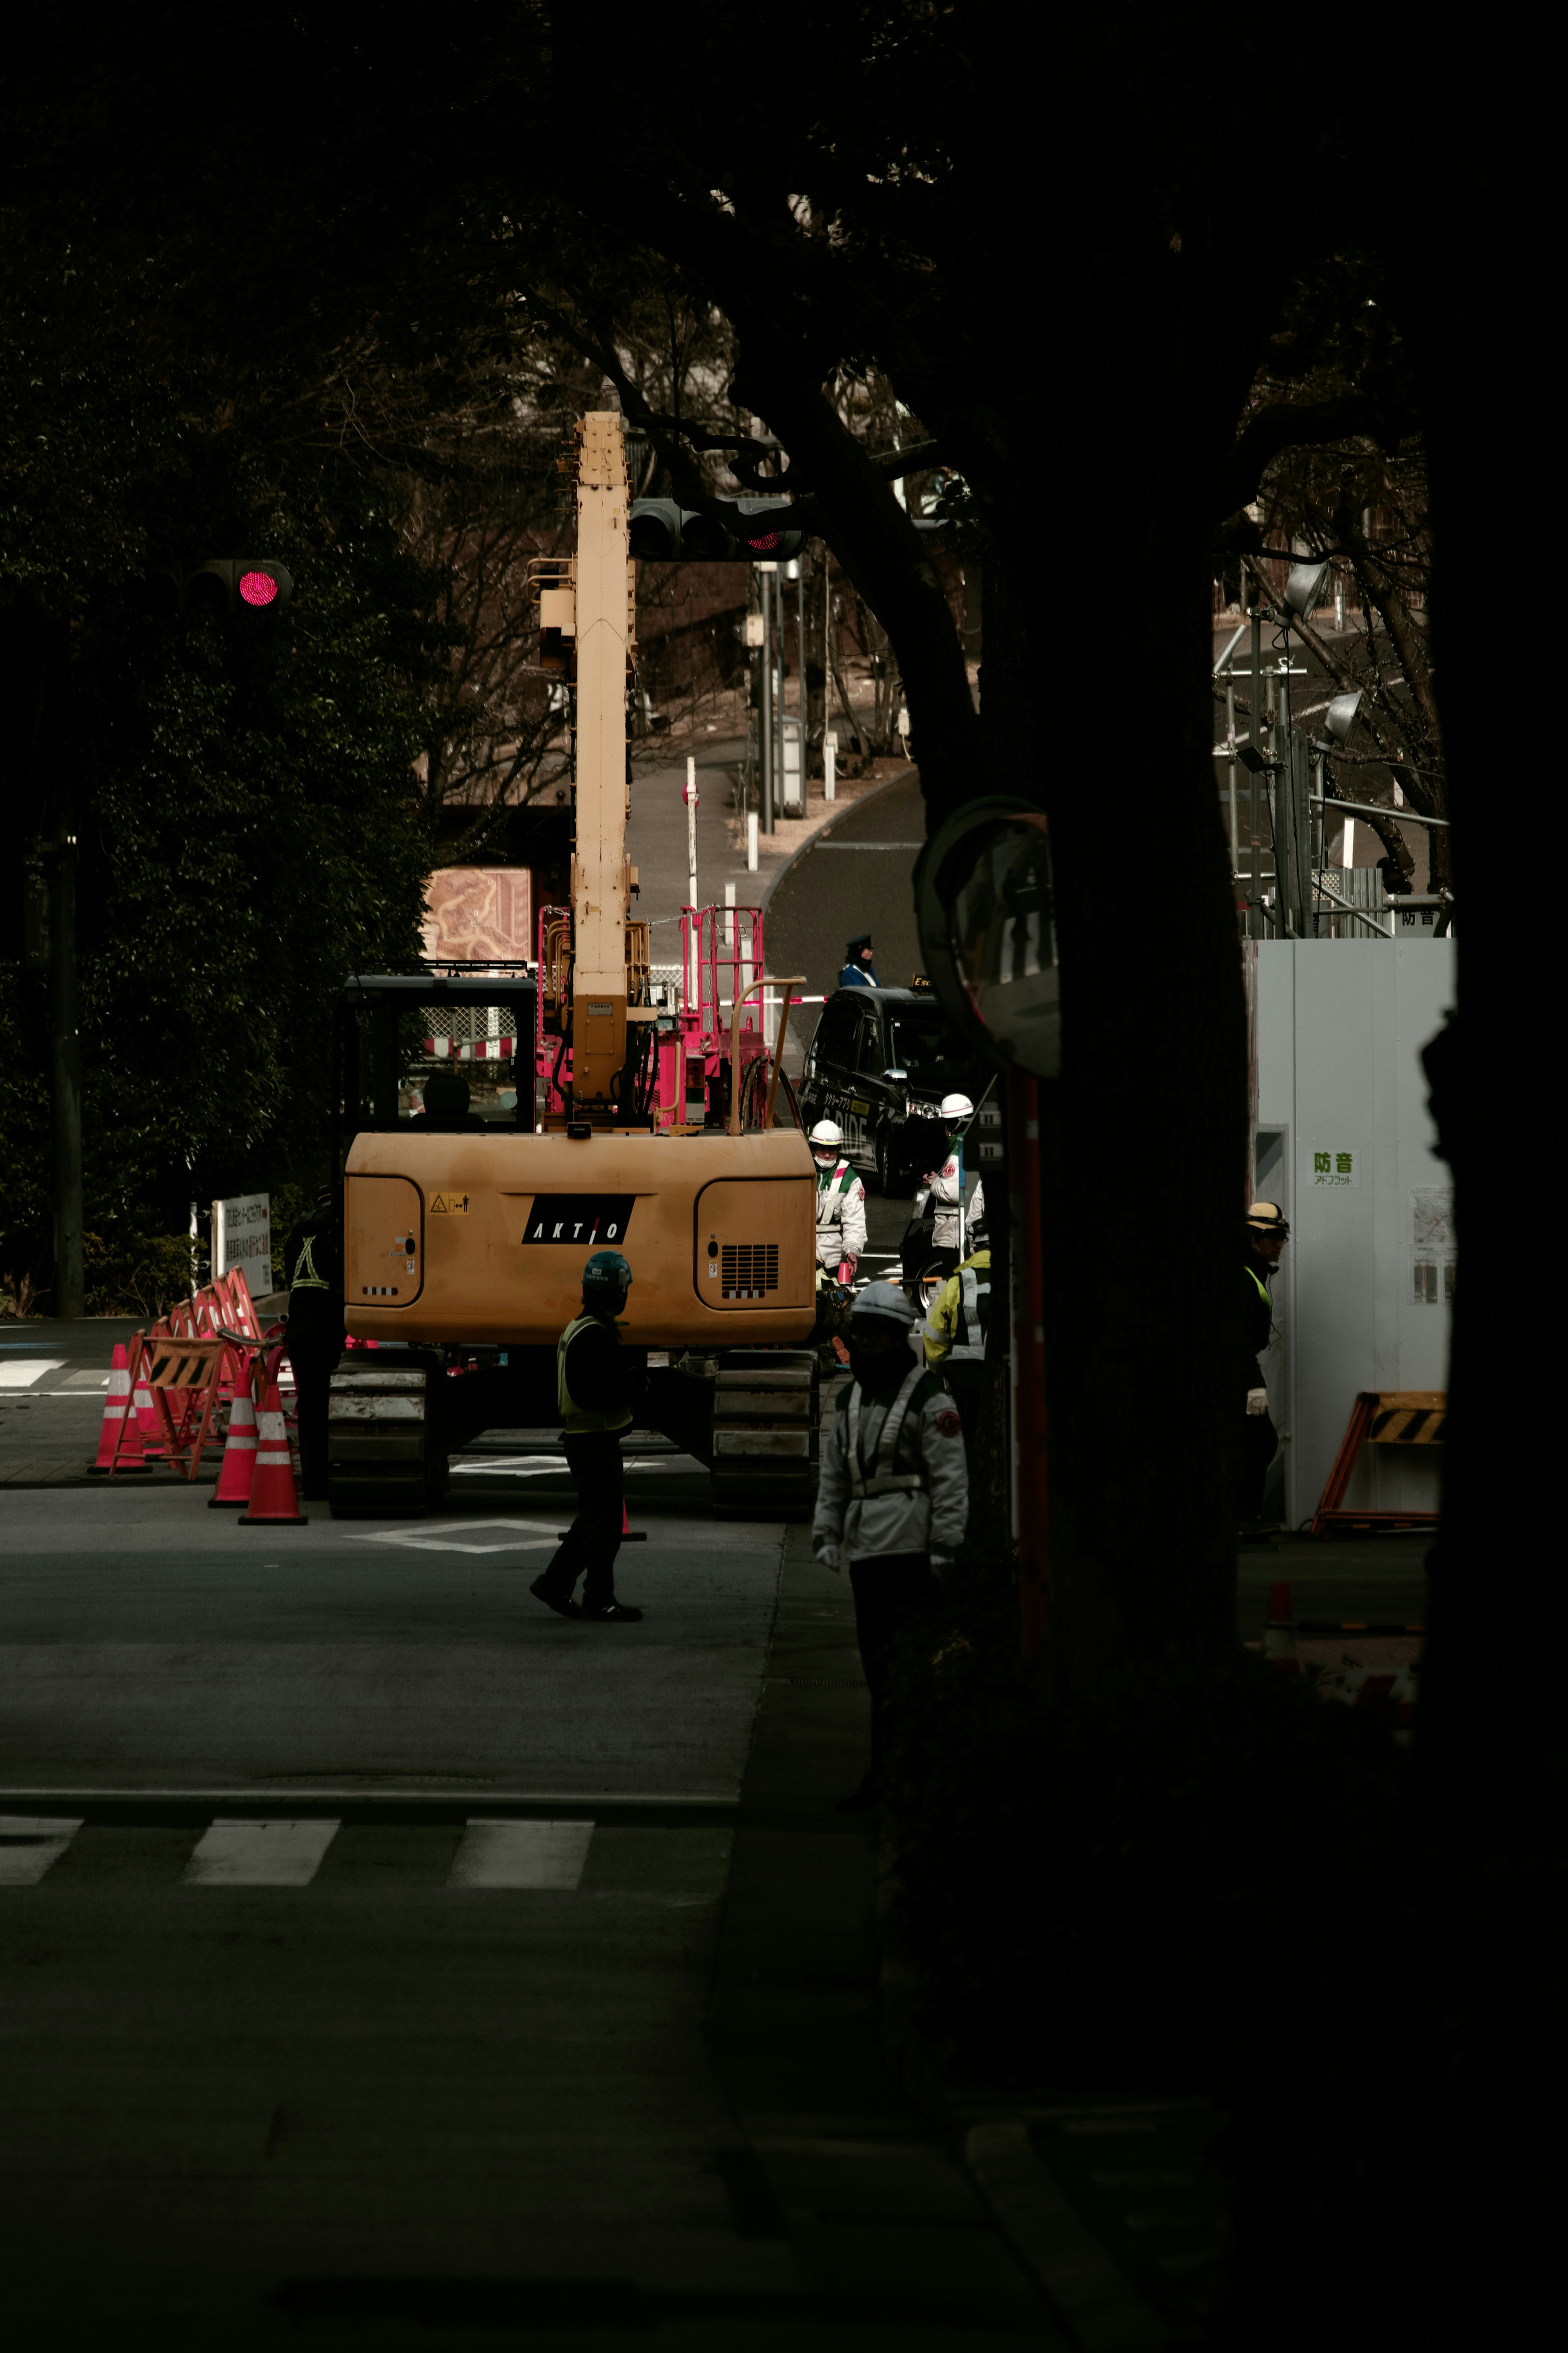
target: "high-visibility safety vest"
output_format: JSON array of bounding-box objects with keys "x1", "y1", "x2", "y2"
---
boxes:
[
  {"x1": 846, "y1": 1364, "x2": 934, "y2": 1500},
  {"x1": 557, "y1": 1310, "x2": 632, "y2": 1436},
  {"x1": 946, "y1": 1262, "x2": 991, "y2": 1363},
  {"x1": 290, "y1": 1233, "x2": 330, "y2": 1292},
  {"x1": 1246, "y1": 1265, "x2": 1271, "y2": 1308}
]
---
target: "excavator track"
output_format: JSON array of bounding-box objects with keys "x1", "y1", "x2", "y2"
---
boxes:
[
  {"x1": 708, "y1": 1349, "x2": 819, "y2": 1517},
  {"x1": 326, "y1": 1361, "x2": 437, "y2": 1513}
]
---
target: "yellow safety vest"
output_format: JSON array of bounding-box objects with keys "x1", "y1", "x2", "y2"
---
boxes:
[
  {"x1": 557, "y1": 1311, "x2": 632, "y2": 1436},
  {"x1": 1246, "y1": 1266, "x2": 1271, "y2": 1307},
  {"x1": 290, "y1": 1233, "x2": 329, "y2": 1292}
]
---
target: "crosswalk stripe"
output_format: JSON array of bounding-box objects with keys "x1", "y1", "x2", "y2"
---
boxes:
[
  {"x1": 447, "y1": 1819, "x2": 595, "y2": 1889},
  {"x1": 0, "y1": 1816, "x2": 82, "y2": 1886},
  {"x1": 182, "y1": 1819, "x2": 341, "y2": 1887}
]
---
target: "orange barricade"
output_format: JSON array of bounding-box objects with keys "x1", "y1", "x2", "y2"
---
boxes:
[
  {"x1": 1311, "y1": 1391, "x2": 1445, "y2": 1538},
  {"x1": 114, "y1": 1332, "x2": 252, "y2": 1481},
  {"x1": 107, "y1": 1268, "x2": 294, "y2": 1480}
]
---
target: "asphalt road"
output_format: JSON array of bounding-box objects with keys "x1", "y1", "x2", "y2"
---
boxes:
[{"x1": 0, "y1": 1382, "x2": 1058, "y2": 2347}]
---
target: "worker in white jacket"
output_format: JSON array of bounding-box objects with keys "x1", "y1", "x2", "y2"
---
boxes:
[
  {"x1": 813, "y1": 1280, "x2": 969, "y2": 1810},
  {"x1": 809, "y1": 1118, "x2": 867, "y2": 1277},
  {"x1": 904, "y1": 1092, "x2": 982, "y2": 1296}
]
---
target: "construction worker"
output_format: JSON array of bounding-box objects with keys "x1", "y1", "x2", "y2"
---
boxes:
[
  {"x1": 904, "y1": 1092, "x2": 978, "y2": 1291},
  {"x1": 813, "y1": 1281, "x2": 969, "y2": 1810},
  {"x1": 283, "y1": 1187, "x2": 344, "y2": 1500},
  {"x1": 1240, "y1": 1201, "x2": 1288, "y2": 1527},
  {"x1": 922, "y1": 1231, "x2": 992, "y2": 1399},
  {"x1": 810, "y1": 1118, "x2": 867, "y2": 1280},
  {"x1": 839, "y1": 933, "x2": 879, "y2": 988},
  {"x1": 531, "y1": 1249, "x2": 647, "y2": 1623}
]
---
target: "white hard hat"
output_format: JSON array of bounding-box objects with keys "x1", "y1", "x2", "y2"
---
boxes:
[
  {"x1": 940, "y1": 1092, "x2": 974, "y2": 1121},
  {"x1": 808, "y1": 1119, "x2": 842, "y2": 1150},
  {"x1": 850, "y1": 1279, "x2": 917, "y2": 1329}
]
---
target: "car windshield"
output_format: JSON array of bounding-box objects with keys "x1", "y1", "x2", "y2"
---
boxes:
[{"x1": 884, "y1": 1009, "x2": 966, "y2": 1077}]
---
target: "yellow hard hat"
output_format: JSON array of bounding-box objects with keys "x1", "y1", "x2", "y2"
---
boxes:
[{"x1": 1245, "y1": 1200, "x2": 1290, "y2": 1234}]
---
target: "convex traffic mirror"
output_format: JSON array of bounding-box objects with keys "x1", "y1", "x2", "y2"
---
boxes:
[{"x1": 914, "y1": 797, "x2": 1060, "y2": 1081}]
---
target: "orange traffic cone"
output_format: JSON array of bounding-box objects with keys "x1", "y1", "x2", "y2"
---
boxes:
[
  {"x1": 238, "y1": 1380, "x2": 309, "y2": 1525},
  {"x1": 88, "y1": 1345, "x2": 149, "y2": 1474},
  {"x1": 208, "y1": 1386, "x2": 259, "y2": 1509},
  {"x1": 129, "y1": 1344, "x2": 164, "y2": 1462},
  {"x1": 1261, "y1": 1579, "x2": 1300, "y2": 1674}
]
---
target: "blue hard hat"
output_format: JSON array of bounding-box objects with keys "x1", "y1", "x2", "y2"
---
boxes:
[{"x1": 583, "y1": 1249, "x2": 632, "y2": 1291}]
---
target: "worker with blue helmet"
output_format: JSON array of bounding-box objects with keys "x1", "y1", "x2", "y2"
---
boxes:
[{"x1": 530, "y1": 1248, "x2": 647, "y2": 1622}]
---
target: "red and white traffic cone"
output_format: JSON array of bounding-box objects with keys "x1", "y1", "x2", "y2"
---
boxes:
[
  {"x1": 207, "y1": 1386, "x2": 259, "y2": 1510},
  {"x1": 238, "y1": 1380, "x2": 309, "y2": 1525},
  {"x1": 88, "y1": 1343, "x2": 149, "y2": 1474},
  {"x1": 129, "y1": 1345, "x2": 163, "y2": 1461},
  {"x1": 1261, "y1": 1580, "x2": 1301, "y2": 1674}
]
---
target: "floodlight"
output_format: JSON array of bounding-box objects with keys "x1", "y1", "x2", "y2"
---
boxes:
[
  {"x1": 1282, "y1": 560, "x2": 1331, "y2": 620},
  {"x1": 1321, "y1": 689, "x2": 1362, "y2": 745}
]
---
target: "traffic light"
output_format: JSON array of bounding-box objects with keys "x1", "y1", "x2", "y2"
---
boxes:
[
  {"x1": 143, "y1": 560, "x2": 295, "y2": 620},
  {"x1": 628, "y1": 498, "x2": 804, "y2": 563}
]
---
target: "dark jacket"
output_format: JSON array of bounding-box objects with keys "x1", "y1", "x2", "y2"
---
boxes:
[
  {"x1": 562, "y1": 1317, "x2": 648, "y2": 1419},
  {"x1": 1242, "y1": 1255, "x2": 1274, "y2": 1396},
  {"x1": 286, "y1": 1211, "x2": 344, "y2": 1341}
]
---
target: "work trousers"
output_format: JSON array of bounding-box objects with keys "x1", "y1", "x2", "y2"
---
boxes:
[
  {"x1": 538, "y1": 1428, "x2": 625, "y2": 1610},
  {"x1": 286, "y1": 1310, "x2": 343, "y2": 1497},
  {"x1": 1237, "y1": 1409, "x2": 1278, "y2": 1522},
  {"x1": 848, "y1": 1552, "x2": 946, "y2": 1770}
]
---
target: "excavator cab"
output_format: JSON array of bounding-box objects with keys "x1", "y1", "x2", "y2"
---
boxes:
[{"x1": 332, "y1": 965, "x2": 537, "y2": 1151}]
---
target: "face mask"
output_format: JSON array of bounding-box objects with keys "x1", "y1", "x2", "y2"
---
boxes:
[{"x1": 849, "y1": 1336, "x2": 909, "y2": 1394}]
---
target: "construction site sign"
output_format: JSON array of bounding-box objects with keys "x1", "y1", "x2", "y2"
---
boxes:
[{"x1": 212, "y1": 1192, "x2": 272, "y2": 1284}]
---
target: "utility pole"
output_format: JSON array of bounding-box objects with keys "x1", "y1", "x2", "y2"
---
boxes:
[
  {"x1": 759, "y1": 565, "x2": 775, "y2": 834},
  {"x1": 45, "y1": 632, "x2": 84, "y2": 1318},
  {"x1": 1249, "y1": 600, "x2": 1264, "y2": 933},
  {"x1": 796, "y1": 566, "x2": 807, "y2": 801}
]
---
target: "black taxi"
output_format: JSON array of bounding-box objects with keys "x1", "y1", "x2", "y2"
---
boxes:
[{"x1": 797, "y1": 987, "x2": 986, "y2": 1193}]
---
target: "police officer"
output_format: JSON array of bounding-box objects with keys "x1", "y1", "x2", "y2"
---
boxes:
[
  {"x1": 922, "y1": 1229, "x2": 992, "y2": 1400},
  {"x1": 1240, "y1": 1201, "x2": 1288, "y2": 1527},
  {"x1": 839, "y1": 933, "x2": 879, "y2": 988},
  {"x1": 813, "y1": 1281, "x2": 969, "y2": 1810},
  {"x1": 531, "y1": 1249, "x2": 647, "y2": 1623},
  {"x1": 283, "y1": 1187, "x2": 345, "y2": 1501}
]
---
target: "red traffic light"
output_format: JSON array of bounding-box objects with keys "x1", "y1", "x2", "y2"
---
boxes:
[
  {"x1": 239, "y1": 569, "x2": 280, "y2": 607},
  {"x1": 744, "y1": 530, "x2": 782, "y2": 552}
]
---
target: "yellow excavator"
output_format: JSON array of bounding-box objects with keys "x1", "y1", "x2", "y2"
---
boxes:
[{"x1": 327, "y1": 413, "x2": 820, "y2": 1514}]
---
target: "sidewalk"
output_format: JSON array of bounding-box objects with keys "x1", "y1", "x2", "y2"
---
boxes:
[{"x1": 704, "y1": 1519, "x2": 1069, "y2": 2341}]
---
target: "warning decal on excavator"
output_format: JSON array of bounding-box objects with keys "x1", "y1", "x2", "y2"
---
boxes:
[
  {"x1": 521, "y1": 1194, "x2": 635, "y2": 1246},
  {"x1": 428, "y1": 1193, "x2": 470, "y2": 1216}
]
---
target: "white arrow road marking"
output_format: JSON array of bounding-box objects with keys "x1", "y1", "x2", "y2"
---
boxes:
[
  {"x1": 343, "y1": 1518, "x2": 562, "y2": 1554},
  {"x1": 449, "y1": 1456, "x2": 690, "y2": 1478},
  {"x1": 448, "y1": 1820, "x2": 595, "y2": 1889},
  {"x1": 0, "y1": 1817, "x2": 83, "y2": 1885},
  {"x1": 182, "y1": 1819, "x2": 340, "y2": 1887}
]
